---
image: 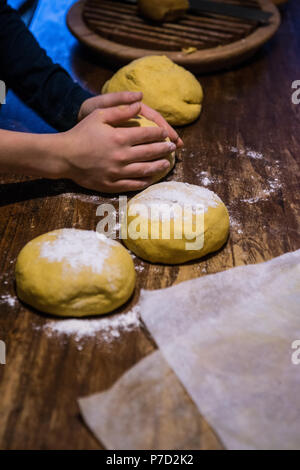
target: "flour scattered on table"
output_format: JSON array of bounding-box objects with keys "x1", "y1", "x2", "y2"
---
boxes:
[
  {"x1": 0, "y1": 294, "x2": 17, "y2": 307},
  {"x1": 240, "y1": 196, "x2": 262, "y2": 204},
  {"x1": 229, "y1": 216, "x2": 243, "y2": 234},
  {"x1": 135, "y1": 264, "x2": 145, "y2": 273},
  {"x1": 230, "y1": 146, "x2": 263, "y2": 160},
  {"x1": 246, "y1": 149, "x2": 263, "y2": 160},
  {"x1": 42, "y1": 305, "x2": 141, "y2": 346},
  {"x1": 196, "y1": 171, "x2": 220, "y2": 187},
  {"x1": 240, "y1": 177, "x2": 282, "y2": 204},
  {"x1": 61, "y1": 193, "x2": 101, "y2": 203}
]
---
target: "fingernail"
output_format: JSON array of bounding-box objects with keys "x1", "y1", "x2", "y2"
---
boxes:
[
  {"x1": 163, "y1": 160, "x2": 170, "y2": 168},
  {"x1": 168, "y1": 142, "x2": 176, "y2": 151},
  {"x1": 162, "y1": 130, "x2": 168, "y2": 138}
]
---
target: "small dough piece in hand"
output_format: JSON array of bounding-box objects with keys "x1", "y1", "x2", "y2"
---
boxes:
[
  {"x1": 15, "y1": 229, "x2": 136, "y2": 317},
  {"x1": 123, "y1": 182, "x2": 230, "y2": 264},
  {"x1": 138, "y1": 0, "x2": 189, "y2": 22},
  {"x1": 119, "y1": 115, "x2": 175, "y2": 183},
  {"x1": 102, "y1": 55, "x2": 203, "y2": 126}
]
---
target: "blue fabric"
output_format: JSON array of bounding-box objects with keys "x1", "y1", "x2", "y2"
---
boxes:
[{"x1": 0, "y1": 0, "x2": 93, "y2": 130}]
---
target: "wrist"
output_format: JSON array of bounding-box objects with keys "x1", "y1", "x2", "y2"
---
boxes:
[
  {"x1": 34, "y1": 132, "x2": 71, "y2": 179},
  {"x1": 0, "y1": 129, "x2": 72, "y2": 179}
]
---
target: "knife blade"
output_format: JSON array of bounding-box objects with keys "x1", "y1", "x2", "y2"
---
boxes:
[
  {"x1": 115, "y1": 0, "x2": 273, "y2": 25},
  {"x1": 189, "y1": 0, "x2": 272, "y2": 24}
]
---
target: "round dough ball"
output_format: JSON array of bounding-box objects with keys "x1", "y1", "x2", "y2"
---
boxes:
[
  {"x1": 102, "y1": 55, "x2": 203, "y2": 126},
  {"x1": 119, "y1": 115, "x2": 175, "y2": 182},
  {"x1": 138, "y1": 0, "x2": 189, "y2": 22},
  {"x1": 123, "y1": 182, "x2": 229, "y2": 264},
  {"x1": 15, "y1": 229, "x2": 136, "y2": 317}
]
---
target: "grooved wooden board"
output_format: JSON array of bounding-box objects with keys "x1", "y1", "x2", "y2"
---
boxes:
[{"x1": 67, "y1": 0, "x2": 280, "y2": 72}]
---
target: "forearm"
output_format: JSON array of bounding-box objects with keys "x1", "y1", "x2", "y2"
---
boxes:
[
  {"x1": 0, "y1": 129, "x2": 67, "y2": 178},
  {"x1": 0, "y1": 1, "x2": 93, "y2": 130}
]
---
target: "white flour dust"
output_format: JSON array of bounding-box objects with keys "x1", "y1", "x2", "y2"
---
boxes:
[
  {"x1": 132, "y1": 182, "x2": 222, "y2": 221},
  {"x1": 39, "y1": 229, "x2": 116, "y2": 274},
  {"x1": 61, "y1": 193, "x2": 101, "y2": 204},
  {"x1": 197, "y1": 171, "x2": 220, "y2": 187},
  {"x1": 240, "y1": 177, "x2": 282, "y2": 204},
  {"x1": 42, "y1": 305, "x2": 141, "y2": 347},
  {"x1": 135, "y1": 264, "x2": 145, "y2": 273},
  {"x1": 229, "y1": 216, "x2": 243, "y2": 234},
  {"x1": 0, "y1": 294, "x2": 17, "y2": 307},
  {"x1": 230, "y1": 146, "x2": 263, "y2": 160}
]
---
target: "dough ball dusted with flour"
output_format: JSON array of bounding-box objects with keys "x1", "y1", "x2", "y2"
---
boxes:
[
  {"x1": 15, "y1": 229, "x2": 136, "y2": 317},
  {"x1": 123, "y1": 182, "x2": 229, "y2": 264},
  {"x1": 102, "y1": 56, "x2": 203, "y2": 126},
  {"x1": 138, "y1": 0, "x2": 189, "y2": 22},
  {"x1": 119, "y1": 115, "x2": 175, "y2": 183}
]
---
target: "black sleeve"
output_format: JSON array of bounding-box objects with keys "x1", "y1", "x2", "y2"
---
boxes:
[{"x1": 0, "y1": 0, "x2": 94, "y2": 131}]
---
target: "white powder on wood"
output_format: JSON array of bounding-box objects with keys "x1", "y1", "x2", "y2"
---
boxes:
[
  {"x1": 246, "y1": 149, "x2": 263, "y2": 160},
  {"x1": 42, "y1": 305, "x2": 141, "y2": 345},
  {"x1": 230, "y1": 146, "x2": 263, "y2": 160},
  {"x1": 200, "y1": 176, "x2": 211, "y2": 187},
  {"x1": 0, "y1": 294, "x2": 17, "y2": 307},
  {"x1": 60, "y1": 193, "x2": 101, "y2": 204},
  {"x1": 135, "y1": 264, "x2": 145, "y2": 273},
  {"x1": 39, "y1": 229, "x2": 116, "y2": 274},
  {"x1": 229, "y1": 216, "x2": 243, "y2": 234},
  {"x1": 240, "y1": 178, "x2": 282, "y2": 204}
]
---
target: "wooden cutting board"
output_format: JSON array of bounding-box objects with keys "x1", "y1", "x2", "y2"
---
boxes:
[{"x1": 67, "y1": 0, "x2": 280, "y2": 73}]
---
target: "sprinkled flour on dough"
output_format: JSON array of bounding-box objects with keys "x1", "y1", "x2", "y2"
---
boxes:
[
  {"x1": 39, "y1": 229, "x2": 115, "y2": 274},
  {"x1": 129, "y1": 182, "x2": 221, "y2": 223},
  {"x1": 42, "y1": 305, "x2": 141, "y2": 346},
  {"x1": 132, "y1": 182, "x2": 221, "y2": 211}
]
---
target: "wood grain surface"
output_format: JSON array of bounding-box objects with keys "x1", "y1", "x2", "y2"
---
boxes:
[
  {"x1": 0, "y1": 0, "x2": 299, "y2": 450},
  {"x1": 67, "y1": 0, "x2": 280, "y2": 73}
]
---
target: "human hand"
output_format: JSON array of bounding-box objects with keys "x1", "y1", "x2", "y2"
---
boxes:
[
  {"x1": 78, "y1": 91, "x2": 184, "y2": 148},
  {"x1": 62, "y1": 101, "x2": 176, "y2": 193}
]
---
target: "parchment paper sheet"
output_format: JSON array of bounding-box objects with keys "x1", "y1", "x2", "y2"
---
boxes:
[
  {"x1": 78, "y1": 350, "x2": 223, "y2": 450},
  {"x1": 140, "y1": 250, "x2": 300, "y2": 450}
]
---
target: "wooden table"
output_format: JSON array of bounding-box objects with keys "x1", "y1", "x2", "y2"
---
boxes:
[{"x1": 0, "y1": 0, "x2": 299, "y2": 450}]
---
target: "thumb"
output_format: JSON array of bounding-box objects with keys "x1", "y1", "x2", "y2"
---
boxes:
[{"x1": 99, "y1": 102, "x2": 142, "y2": 126}]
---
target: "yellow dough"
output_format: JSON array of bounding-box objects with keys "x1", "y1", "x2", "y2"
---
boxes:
[
  {"x1": 122, "y1": 182, "x2": 229, "y2": 264},
  {"x1": 102, "y1": 55, "x2": 203, "y2": 126},
  {"x1": 119, "y1": 115, "x2": 175, "y2": 182},
  {"x1": 138, "y1": 0, "x2": 189, "y2": 22},
  {"x1": 15, "y1": 229, "x2": 136, "y2": 317}
]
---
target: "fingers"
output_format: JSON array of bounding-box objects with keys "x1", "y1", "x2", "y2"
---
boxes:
[
  {"x1": 127, "y1": 141, "x2": 176, "y2": 163},
  {"x1": 140, "y1": 103, "x2": 184, "y2": 147},
  {"x1": 118, "y1": 125, "x2": 169, "y2": 146},
  {"x1": 119, "y1": 159, "x2": 171, "y2": 179},
  {"x1": 97, "y1": 91, "x2": 143, "y2": 108},
  {"x1": 108, "y1": 179, "x2": 152, "y2": 193},
  {"x1": 100, "y1": 102, "x2": 142, "y2": 125}
]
